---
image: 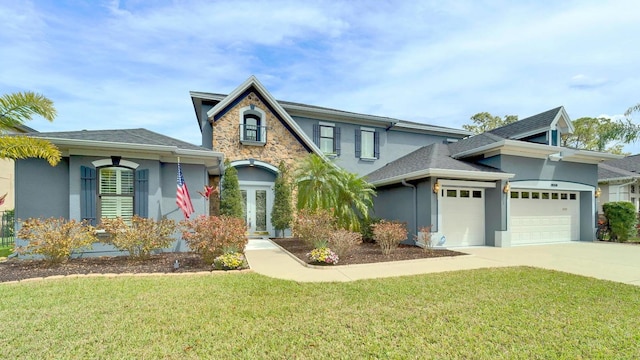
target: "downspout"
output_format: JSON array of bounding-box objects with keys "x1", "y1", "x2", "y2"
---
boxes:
[{"x1": 401, "y1": 179, "x2": 417, "y2": 244}]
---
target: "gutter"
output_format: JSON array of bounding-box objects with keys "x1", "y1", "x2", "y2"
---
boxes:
[{"x1": 401, "y1": 179, "x2": 418, "y2": 244}]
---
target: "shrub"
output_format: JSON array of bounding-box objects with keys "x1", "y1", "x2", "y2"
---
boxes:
[
  {"x1": 306, "y1": 247, "x2": 339, "y2": 265},
  {"x1": 329, "y1": 229, "x2": 362, "y2": 258},
  {"x1": 360, "y1": 217, "x2": 381, "y2": 243},
  {"x1": 213, "y1": 252, "x2": 247, "y2": 270},
  {"x1": 181, "y1": 215, "x2": 248, "y2": 264},
  {"x1": 220, "y1": 160, "x2": 244, "y2": 219},
  {"x1": 603, "y1": 202, "x2": 637, "y2": 242},
  {"x1": 292, "y1": 208, "x2": 336, "y2": 248},
  {"x1": 17, "y1": 217, "x2": 97, "y2": 263},
  {"x1": 271, "y1": 161, "x2": 293, "y2": 237},
  {"x1": 372, "y1": 220, "x2": 408, "y2": 255},
  {"x1": 414, "y1": 225, "x2": 433, "y2": 253},
  {"x1": 100, "y1": 216, "x2": 177, "y2": 259}
]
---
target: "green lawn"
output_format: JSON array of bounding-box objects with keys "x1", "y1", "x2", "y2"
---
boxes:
[{"x1": 1, "y1": 267, "x2": 639, "y2": 359}]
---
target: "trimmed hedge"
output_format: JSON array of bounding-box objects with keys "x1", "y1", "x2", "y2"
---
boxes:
[{"x1": 602, "y1": 201, "x2": 637, "y2": 242}]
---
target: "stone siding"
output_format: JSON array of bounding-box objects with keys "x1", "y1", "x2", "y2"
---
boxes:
[{"x1": 212, "y1": 92, "x2": 310, "y2": 169}]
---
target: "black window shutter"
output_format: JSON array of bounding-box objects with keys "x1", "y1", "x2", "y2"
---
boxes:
[
  {"x1": 374, "y1": 131, "x2": 380, "y2": 159},
  {"x1": 134, "y1": 169, "x2": 149, "y2": 218},
  {"x1": 334, "y1": 126, "x2": 341, "y2": 155},
  {"x1": 312, "y1": 124, "x2": 320, "y2": 146},
  {"x1": 80, "y1": 166, "x2": 97, "y2": 226},
  {"x1": 354, "y1": 129, "x2": 361, "y2": 158}
]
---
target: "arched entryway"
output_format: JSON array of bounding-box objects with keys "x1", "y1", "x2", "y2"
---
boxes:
[{"x1": 230, "y1": 160, "x2": 278, "y2": 237}]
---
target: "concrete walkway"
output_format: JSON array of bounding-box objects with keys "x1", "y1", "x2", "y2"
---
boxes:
[{"x1": 244, "y1": 239, "x2": 640, "y2": 286}]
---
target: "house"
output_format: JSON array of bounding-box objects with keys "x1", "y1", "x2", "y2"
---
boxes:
[
  {"x1": 14, "y1": 129, "x2": 223, "y2": 254},
  {"x1": 15, "y1": 75, "x2": 620, "y2": 253},
  {"x1": 189, "y1": 76, "x2": 471, "y2": 236},
  {"x1": 368, "y1": 106, "x2": 620, "y2": 246},
  {"x1": 597, "y1": 155, "x2": 640, "y2": 213}
]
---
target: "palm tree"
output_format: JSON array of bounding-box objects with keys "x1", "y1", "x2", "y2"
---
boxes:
[
  {"x1": 0, "y1": 91, "x2": 61, "y2": 165},
  {"x1": 295, "y1": 154, "x2": 340, "y2": 211},
  {"x1": 333, "y1": 170, "x2": 375, "y2": 231},
  {"x1": 295, "y1": 154, "x2": 376, "y2": 231}
]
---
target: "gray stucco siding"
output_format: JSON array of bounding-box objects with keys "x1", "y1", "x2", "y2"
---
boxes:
[
  {"x1": 483, "y1": 155, "x2": 598, "y2": 187},
  {"x1": 373, "y1": 184, "x2": 414, "y2": 243},
  {"x1": 292, "y1": 115, "x2": 452, "y2": 176},
  {"x1": 15, "y1": 158, "x2": 70, "y2": 220}
]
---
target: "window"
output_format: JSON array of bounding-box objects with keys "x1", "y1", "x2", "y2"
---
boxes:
[
  {"x1": 532, "y1": 192, "x2": 540, "y2": 199},
  {"x1": 472, "y1": 190, "x2": 482, "y2": 198},
  {"x1": 552, "y1": 193, "x2": 559, "y2": 200},
  {"x1": 460, "y1": 190, "x2": 470, "y2": 198},
  {"x1": 446, "y1": 190, "x2": 457, "y2": 197},
  {"x1": 99, "y1": 167, "x2": 134, "y2": 222},
  {"x1": 521, "y1": 192, "x2": 530, "y2": 199},
  {"x1": 560, "y1": 193, "x2": 568, "y2": 200},
  {"x1": 355, "y1": 127, "x2": 380, "y2": 159},
  {"x1": 570, "y1": 193, "x2": 577, "y2": 200},
  {"x1": 239, "y1": 106, "x2": 266, "y2": 145},
  {"x1": 313, "y1": 123, "x2": 341, "y2": 155},
  {"x1": 320, "y1": 125, "x2": 334, "y2": 153},
  {"x1": 81, "y1": 162, "x2": 148, "y2": 226},
  {"x1": 510, "y1": 191, "x2": 519, "y2": 199},
  {"x1": 243, "y1": 114, "x2": 261, "y2": 142},
  {"x1": 541, "y1": 192, "x2": 550, "y2": 199}
]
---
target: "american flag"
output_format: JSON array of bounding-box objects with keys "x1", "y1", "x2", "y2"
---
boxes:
[{"x1": 176, "y1": 162, "x2": 195, "y2": 219}]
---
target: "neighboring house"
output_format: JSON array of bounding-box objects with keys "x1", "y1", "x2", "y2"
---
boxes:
[
  {"x1": 597, "y1": 155, "x2": 640, "y2": 213},
  {"x1": 15, "y1": 129, "x2": 223, "y2": 254},
  {"x1": 0, "y1": 124, "x2": 37, "y2": 212}
]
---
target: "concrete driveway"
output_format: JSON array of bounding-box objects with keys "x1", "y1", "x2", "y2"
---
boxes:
[
  {"x1": 462, "y1": 242, "x2": 640, "y2": 286},
  {"x1": 245, "y1": 240, "x2": 640, "y2": 286}
]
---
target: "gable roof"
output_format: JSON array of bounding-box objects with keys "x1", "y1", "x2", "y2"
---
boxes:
[
  {"x1": 488, "y1": 106, "x2": 573, "y2": 140},
  {"x1": 191, "y1": 86, "x2": 471, "y2": 138},
  {"x1": 366, "y1": 142, "x2": 513, "y2": 186},
  {"x1": 205, "y1": 76, "x2": 324, "y2": 157},
  {"x1": 25, "y1": 128, "x2": 224, "y2": 173}
]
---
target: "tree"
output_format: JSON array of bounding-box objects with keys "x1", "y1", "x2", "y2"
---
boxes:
[
  {"x1": 271, "y1": 161, "x2": 293, "y2": 237},
  {"x1": 562, "y1": 117, "x2": 634, "y2": 154},
  {"x1": 625, "y1": 103, "x2": 640, "y2": 117},
  {"x1": 0, "y1": 91, "x2": 61, "y2": 165},
  {"x1": 219, "y1": 160, "x2": 244, "y2": 219},
  {"x1": 295, "y1": 154, "x2": 375, "y2": 231},
  {"x1": 462, "y1": 112, "x2": 518, "y2": 134}
]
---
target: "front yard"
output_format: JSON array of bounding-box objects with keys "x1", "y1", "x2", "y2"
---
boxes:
[{"x1": 1, "y1": 267, "x2": 639, "y2": 358}]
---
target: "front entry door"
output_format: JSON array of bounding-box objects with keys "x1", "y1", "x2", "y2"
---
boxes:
[{"x1": 241, "y1": 185, "x2": 272, "y2": 236}]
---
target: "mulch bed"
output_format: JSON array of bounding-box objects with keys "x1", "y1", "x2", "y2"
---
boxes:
[
  {"x1": 0, "y1": 238, "x2": 467, "y2": 283},
  {"x1": 271, "y1": 237, "x2": 466, "y2": 265},
  {"x1": 0, "y1": 252, "x2": 212, "y2": 283}
]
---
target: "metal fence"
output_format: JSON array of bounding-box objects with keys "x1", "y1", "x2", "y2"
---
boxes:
[{"x1": 1, "y1": 210, "x2": 15, "y2": 247}]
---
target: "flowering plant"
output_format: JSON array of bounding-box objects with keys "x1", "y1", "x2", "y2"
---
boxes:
[
  {"x1": 213, "y1": 252, "x2": 247, "y2": 270},
  {"x1": 306, "y1": 247, "x2": 339, "y2": 265}
]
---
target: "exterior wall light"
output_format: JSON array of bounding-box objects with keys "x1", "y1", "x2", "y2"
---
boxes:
[
  {"x1": 595, "y1": 187, "x2": 601, "y2": 198},
  {"x1": 432, "y1": 181, "x2": 440, "y2": 193},
  {"x1": 503, "y1": 182, "x2": 510, "y2": 194}
]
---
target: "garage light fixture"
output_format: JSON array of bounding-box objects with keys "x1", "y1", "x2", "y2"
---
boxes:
[
  {"x1": 595, "y1": 187, "x2": 601, "y2": 198},
  {"x1": 503, "y1": 182, "x2": 510, "y2": 194},
  {"x1": 432, "y1": 181, "x2": 440, "y2": 193}
]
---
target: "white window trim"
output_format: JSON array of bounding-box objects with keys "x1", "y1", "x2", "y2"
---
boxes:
[
  {"x1": 359, "y1": 127, "x2": 376, "y2": 160},
  {"x1": 239, "y1": 106, "x2": 267, "y2": 145},
  {"x1": 318, "y1": 122, "x2": 336, "y2": 155}
]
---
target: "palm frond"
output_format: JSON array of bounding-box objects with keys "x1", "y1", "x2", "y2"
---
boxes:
[
  {"x1": 0, "y1": 92, "x2": 56, "y2": 131},
  {"x1": 0, "y1": 135, "x2": 61, "y2": 166}
]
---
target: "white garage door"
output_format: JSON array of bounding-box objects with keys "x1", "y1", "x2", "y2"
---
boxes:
[
  {"x1": 440, "y1": 188, "x2": 485, "y2": 246},
  {"x1": 510, "y1": 190, "x2": 580, "y2": 245}
]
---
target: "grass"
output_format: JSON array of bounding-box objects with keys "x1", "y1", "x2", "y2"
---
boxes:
[{"x1": 1, "y1": 267, "x2": 639, "y2": 359}]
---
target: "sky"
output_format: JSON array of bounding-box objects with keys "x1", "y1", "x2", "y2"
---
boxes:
[{"x1": 2, "y1": 0, "x2": 640, "y2": 153}]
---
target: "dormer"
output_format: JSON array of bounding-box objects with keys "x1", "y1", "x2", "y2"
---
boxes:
[{"x1": 489, "y1": 106, "x2": 574, "y2": 146}]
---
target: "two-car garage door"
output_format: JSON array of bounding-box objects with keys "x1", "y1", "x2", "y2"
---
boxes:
[{"x1": 510, "y1": 190, "x2": 580, "y2": 245}]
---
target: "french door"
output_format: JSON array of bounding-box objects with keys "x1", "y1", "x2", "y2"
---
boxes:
[{"x1": 240, "y1": 184, "x2": 272, "y2": 236}]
